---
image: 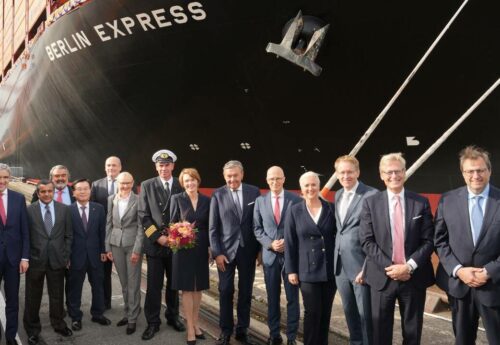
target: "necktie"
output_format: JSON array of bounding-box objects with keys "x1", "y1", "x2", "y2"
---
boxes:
[
  {"x1": 164, "y1": 181, "x2": 171, "y2": 199},
  {"x1": 81, "y1": 206, "x2": 88, "y2": 232},
  {"x1": 233, "y1": 190, "x2": 242, "y2": 220},
  {"x1": 471, "y1": 196, "x2": 484, "y2": 245},
  {"x1": 274, "y1": 195, "x2": 281, "y2": 225},
  {"x1": 109, "y1": 179, "x2": 115, "y2": 195},
  {"x1": 44, "y1": 205, "x2": 53, "y2": 235},
  {"x1": 339, "y1": 191, "x2": 353, "y2": 224},
  {"x1": 56, "y1": 189, "x2": 63, "y2": 203},
  {"x1": 392, "y1": 195, "x2": 405, "y2": 264},
  {"x1": 0, "y1": 192, "x2": 6, "y2": 225}
]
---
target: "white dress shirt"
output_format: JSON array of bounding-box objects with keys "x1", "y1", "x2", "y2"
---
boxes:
[
  {"x1": 117, "y1": 193, "x2": 131, "y2": 219},
  {"x1": 271, "y1": 190, "x2": 285, "y2": 215}
]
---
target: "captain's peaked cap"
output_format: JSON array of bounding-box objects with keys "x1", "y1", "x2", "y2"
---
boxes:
[{"x1": 152, "y1": 149, "x2": 177, "y2": 163}]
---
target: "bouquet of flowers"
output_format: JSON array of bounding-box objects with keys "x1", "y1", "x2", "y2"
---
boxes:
[{"x1": 164, "y1": 221, "x2": 198, "y2": 253}]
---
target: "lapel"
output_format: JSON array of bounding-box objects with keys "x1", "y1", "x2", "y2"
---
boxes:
[
  {"x1": 404, "y1": 191, "x2": 415, "y2": 242},
  {"x1": 241, "y1": 184, "x2": 250, "y2": 220},
  {"x1": 121, "y1": 193, "x2": 137, "y2": 221},
  {"x1": 457, "y1": 187, "x2": 475, "y2": 247},
  {"x1": 5, "y1": 190, "x2": 14, "y2": 227},
  {"x1": 264, "y1": 192, "x2": 276, "y2": 225},
  {"x1": 154, "y1": 177, "x2": 168, "y2": 206},
  {"x1": 224, "y1": 186, "x2": 241, "y2": 222},
  {"x1": 334, "y1": 188, "x2": 343, "y2": 225},
  {"x1": 475, "y1": 186, "x2": 500, "y2": 248},
  {"x1": 280, "y1": 191, "x2": 294, "y2": 227},
  {"x1": 33, "y1": 201, "x2": 48, "y2": 238},
  {"x1": 316, "y1": 199, "x2": 332, "y2": 235},
  {"x1": 71, "y1": 203, "x2": 85, "y2": 236},
  {"x1": 87, "y1": 203, "x2": 96, "y2": 234},
  {"x1": 379, "y1": 191, "x2": 392, "y2": 252},
  {"x1": 342, "y1": 183, "x2": 365, "y2": 229}
]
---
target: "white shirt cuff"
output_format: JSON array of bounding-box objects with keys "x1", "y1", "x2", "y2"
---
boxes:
[
  {"x1": 453, "y1": 264, "x2": 463, "y2": 277},
  {"x1": 407, "y1": 259, "x2": 418, "y2": 270}
]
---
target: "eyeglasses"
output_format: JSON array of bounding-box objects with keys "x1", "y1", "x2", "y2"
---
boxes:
[
  {"x1": 463, "y1": 169, "x2": 488, "y2": 176},
  {"x1": 382, "y1": 170, "x2": 404, "y2": 177}
]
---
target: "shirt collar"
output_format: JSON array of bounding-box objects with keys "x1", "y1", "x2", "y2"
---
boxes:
[
  {"x1": 344, "y1": 181, "x2": 360, "y2": 194},
  {"x1": 77, "y1": 201, "x2": 89, "y2": 208},
  {"x1": 387, "y1": 188, "x2": 405, "y2": 201},
  {"x1": 467, "y1": 184, "x2": 490, "y2": 200},
  {"x1": 272, "y1": 190, "x2": 285, "y2": 199},
  {"x1": 160, "y1": 177, "x2": 173, "y2": 185}
]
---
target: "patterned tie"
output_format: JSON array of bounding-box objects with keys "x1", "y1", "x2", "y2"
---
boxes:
[
  {"x1": 274, "y1": 195, "x2": 281, "y2": 225},
  {"x1": 0, "y1": 192, "x2": 6, "y2": 225},
  {"x1": 233, "y1": 189, "x2": 242, "y2": 220},
  {"x1": 44, "y1": 205, "x2": 53, "y2": 235},
  {"x1": 164, "y1": 181, "x2": 171, "y2": 199},
  {"x1": 109, "y1": 179, "x2": 115, "y2": 195},
  {"x1": 339, "y1": 191, "x2": 353, "y2": 224},
  {"x1": 56, "y1": 189, "x2": 63, "y2": 203},
  {"x1": 392, "y1": 195, "x2": 405, "y2": 264},
  {"x1": 471, "y1": 196, "x2": 484, "y2": 245},
  {"x1": 81, "y1": 206, "x2": 88, "y2": 232}
]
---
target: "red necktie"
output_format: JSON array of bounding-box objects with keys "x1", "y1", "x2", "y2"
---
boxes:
[
  {"x1": 392, "y1": 195, "x2": 405, "y2": 264},
  {"x1": 0, "y1": 192, "x2": 6, "y2": 225},
  {"x1": 274, "y1": 195, "x2": 281, "y2": 225},
  {"x1": 56, "y1": 189, "x2": 63, "y2": 203}
]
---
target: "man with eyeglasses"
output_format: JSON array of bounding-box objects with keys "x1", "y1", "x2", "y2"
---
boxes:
[
  {"x1": 333, "y1": 156, "x2": 377, "y2": 345},
  {"x1": 434, "y1": 146, "x2": 500, "y2": 345},
  {"x1": 360, "y1": 152, "x2": 434, "y2": 345},
  {"x1": 253, "y1": 166, "x2": 301, "y2": 345}
]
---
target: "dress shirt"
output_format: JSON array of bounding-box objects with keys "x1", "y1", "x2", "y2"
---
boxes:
[
  {"x1": 386, "y1": 189, "x2": 417, "y2": 270},
  {"x1": 107, "y1": 177, "x2": 117, "y2": 195},
  {"x1": 160, "y1": 177, "x2": 173, "y2": 192},
  {"x1": 270, "y1": 190, "x2": 285, "y2": 215},
  {"x1": 56, "y1": 186, "x2": 72, "y2": 205},
  {"x1": 117, "y1": 193, "x2": 131, "y2": 219},
  {"x1": 452, "y1": 184, "x2": 490, "y2": 277},
  {"x1": 306, "y1": 205, "x2": 322, "y2": 224},
  {"x1": 339, "y1": 181, "x2": 359, "y2": 223},
  {"x1": 39, "y1": 200, "x2": 55, "y2": 227},
  {"x1": 77, "y1": 202, "x2": 90, "y2": 221},
  {"x1": 1, "y1": 189, "x2": 7, "y2": 215},
  {"x1": 231, "y1": 185, "x2": 243, "y2": 208}
]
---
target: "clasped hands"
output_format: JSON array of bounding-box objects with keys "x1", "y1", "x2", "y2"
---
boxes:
[
  {"x1": 456, "y1": 267, "x2": 489, "y2": 288},
  {"x1": 385, "y1": 264, "x2": 411, "y2": 281},
  {"x1": 270, "y1": 239, "x2": 285, "y2": 253}
]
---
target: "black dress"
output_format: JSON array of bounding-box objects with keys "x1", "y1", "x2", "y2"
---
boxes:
[{"x1": 170, "y1": 192, "x2": 210, "y2": 291}]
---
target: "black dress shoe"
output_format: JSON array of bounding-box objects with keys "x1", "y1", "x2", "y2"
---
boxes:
[
  {"x1": 91, "y1": 316, "x2": 112, "y2": 326},
  {"x1": 215, "y1": 334, "x2": 230, "y2": 345},
  {"x1": 126, "y1": 323, "x2": 136, "y2": 335},
  {"x1": 54, "y1": 327, "x2": 73, "y2": 337},
  {"x1": 167, "y1": 318, "x2": 186, "y2": 332},
  {"x1": 287, "y1": 340, "x2": 296, "y2": 345},
  {"x1": 235, "y1": 333, "x2": 256, "y2": 345},
  {"x1": 71, "y1": 320, "x2": 82, "y2": 331},
  {"x1": 141, "y1": 324, "x2": 159, "y2": 340},
  {"x1": 6, "y1": 339, "x2": 19, "y2": 345},
  {"x1": 195, "y1": 331, "x2": 206, "y2": 339},
  {"x1": 267, "y1": 336, "x2": 283, "y2": 345},
  {"x1": 116, "y1": 317, "x2": 128, "y2": 327},
  {"x1": 27, "y1": 336, "x2": 39, "y2": 345}
]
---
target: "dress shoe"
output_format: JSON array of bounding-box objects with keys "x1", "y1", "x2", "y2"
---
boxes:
[
  {"x1": 27, "y1": 336, "x2": 39, "y2": 345},
  {"x1": 54, "y1": 327, "x2": 73, "y2": 337},
  {"x1": 267, "y1": 336, "x2": 283, "y2": 345},
  {"x1": 287, "y1": 341, "x2": 297, "y2": 345},
  {"x1": 116, "y1": 317, "x2": 128, "y2": 327},
  {"x1": 126, "y1": 323, "x2": 136, "y2": 335},
  {"x1": 6, "y1": 339, "x2": 19, "y2": 345},
  {"x1": 235, "y1": 333, "x2": 256, "y2": 345},
  {"x1": 91, "y1": 316, "x2": 112, "y2": 326},
  {"x1": 141, "y1": 324, "x2": 159, "y2": 340},
  {"x1": 167, "y1": 318, "x2": 186, "y2": 332},
  {"x1": 195, "y1": 331, "x2": 206, "y2": 339},
  {"x1": 71, "y1": 320, "x2": 82, "y2": 331},
  {"x1": 215, "y1": 334, "x2": 230, "y2": 345}
]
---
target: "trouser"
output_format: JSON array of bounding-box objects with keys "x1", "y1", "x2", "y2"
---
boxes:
[
  {"x1": 0, "y1": 255, "x2": 20, "y2": 340},
  {"x1": 103, "y1": 260, "x2": 113, "y2": 308}
]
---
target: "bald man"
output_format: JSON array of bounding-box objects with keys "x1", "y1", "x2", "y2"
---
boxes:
[{"x1": 253, "y1": 167, "x2": 301, "y2": 345}]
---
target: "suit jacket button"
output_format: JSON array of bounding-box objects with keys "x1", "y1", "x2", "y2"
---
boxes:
[
  {"x1": 322, "y1": 248, "x2": 325, "y2": 252},
  {"x1": 312, "y1": 248, "x2": 315, "y2": 252},
  {"x1": 310, "y1": 236, "x2": 314, "y2": 239}
]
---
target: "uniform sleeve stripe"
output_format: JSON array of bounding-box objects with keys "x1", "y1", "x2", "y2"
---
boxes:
[{"x1": 145, "y1": 225, "x2": 158, "y2": 238}]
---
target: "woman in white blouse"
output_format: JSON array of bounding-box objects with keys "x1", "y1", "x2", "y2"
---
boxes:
[{"x1": 105, "y1": 172, "x2": 144, "y2": 335}]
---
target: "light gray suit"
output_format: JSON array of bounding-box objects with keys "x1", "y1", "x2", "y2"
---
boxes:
[
  {"x1": 334, "y1": 182, "x2": 376, "y2": 345},
  {"x1": 106, "y1": 192, "x2": 144, "y2": 323}
]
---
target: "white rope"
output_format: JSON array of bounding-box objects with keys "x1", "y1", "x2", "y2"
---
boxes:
[
  {"x1": 321, "y1": 0, "x2": 470, "y2": 195},
  {"x1": 406, "y1": 78, "x2": 500, "y2": 179}
]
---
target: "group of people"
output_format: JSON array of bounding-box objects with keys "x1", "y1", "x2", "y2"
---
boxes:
[{"x1": 0, "y1": 144, "x2": 498, "y2": 345}]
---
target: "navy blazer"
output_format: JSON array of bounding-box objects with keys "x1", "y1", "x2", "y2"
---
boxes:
[
  {"x1": 0, "y1": 190, "x2": 30, "y2": 266},
  {"x1": 435, "y1": 185, "x2": 500, "y2": 307},
  {"x1": 209, "y1": 183, "x2": 261, "y2": 262},
  {"x1": 70, "y1": 201, "x2": 106, "y2": 270},
  {"x1": 253, "y1": 190, "x2": 302, "y2": 266},
  {"x1": 334, "y1": 182, "x2": 377, "y2": 281},
  {"x1": 284, "y1": 199, "x2": 336, "y2": 283},
  {"x1": 360, "y1": 190, "x2": 435, "y2": 291}
]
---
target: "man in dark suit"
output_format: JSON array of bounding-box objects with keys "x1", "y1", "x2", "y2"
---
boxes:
[
  {"x1": 253, "y1": 166, "x2": 301, "y2": 345},
  {"x1": 138, "y1": 149, "x2": 185, "y2": 341},
  {"x1": 91, "y1": 156, "x2": 122, "y2": 310},
  {"x1": 334, "y1": 155, "x2": 377, "y2": 345},
  {"x1": 435, "y1": 146, "x2": 500, "y2": 345},
  {"x1": 360, "y1": 153, "x2": 434, "y2": 345},
  {"x1": 209, "y1": 160, "x2": 261, "y2": 345},
  {"x1": 67, "y1": 179, "x2": 111, "y2": 331},
  {"x1": 31, "y1": 165, "x2": 75, "y2": 205},
  {"x1": 0, "y1": 164, "x2": 30, "y2": 345},
  {"x1": 24, "y1": 180, "x2": 73, "y2": 345}
]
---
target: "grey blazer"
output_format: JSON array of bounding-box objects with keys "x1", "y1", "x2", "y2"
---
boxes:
[
  {"x1": 27, "y1": 201, "x2": 73, "y2": 270},
  {"x1": 334, "y1": 182, "x2": 377, "y2": 281},
  {"x1": 253, "y1": 190, "x2": 302, "y2": 266},
  {"x1": 106, "y1": 192, "x2": 144, "y2": 254}
]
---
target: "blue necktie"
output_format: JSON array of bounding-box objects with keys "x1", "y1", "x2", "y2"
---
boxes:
[{"x1": 471, "y1": 196, "x2": 483, "y2": 245}]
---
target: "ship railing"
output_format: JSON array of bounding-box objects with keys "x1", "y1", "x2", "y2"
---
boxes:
[{"x1": 47, "y1": 0, "x2": 89, "y2": 25}]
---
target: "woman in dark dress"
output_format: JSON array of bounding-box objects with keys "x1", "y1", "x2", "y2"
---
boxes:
[{"x1": 170, "y1": 168, "x2": 210, "y2": 345}]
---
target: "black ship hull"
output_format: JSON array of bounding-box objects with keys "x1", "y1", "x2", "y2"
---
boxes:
[{"x1": 1, "y1": 0, "x2": 499, "y2": 193}]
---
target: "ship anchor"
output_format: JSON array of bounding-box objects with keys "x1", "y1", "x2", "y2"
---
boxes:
[{"x1": 266, "y1": 11, "x2": 329, "y2": 77}]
